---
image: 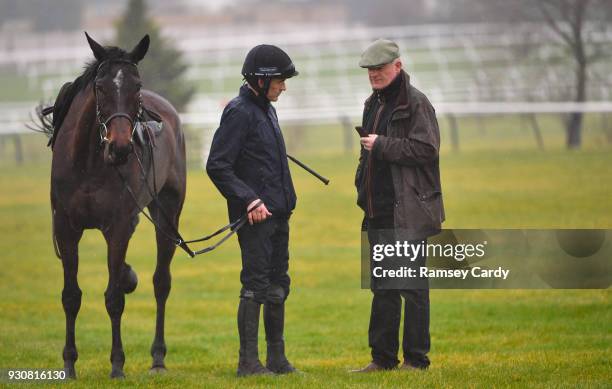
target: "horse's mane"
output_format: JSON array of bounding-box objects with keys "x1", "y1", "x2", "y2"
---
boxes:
[{"x1": 31, "y1": 46, "x2": 132, "y2": 147}]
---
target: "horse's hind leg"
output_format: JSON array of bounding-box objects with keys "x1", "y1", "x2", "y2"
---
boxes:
[
  {"x1": 148, "y1": 186, "x2": 183, "y2": 372},
  {"x1": 55, "y1": 212, "x2": 83, "y2": 379},
  {"x1": 103, "y1": 223, "x2": 134, "y2": 378}
]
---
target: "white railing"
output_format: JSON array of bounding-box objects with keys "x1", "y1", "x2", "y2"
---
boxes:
[{"x1": 5, "y1": 101, "x2": 612, "y2": 136}]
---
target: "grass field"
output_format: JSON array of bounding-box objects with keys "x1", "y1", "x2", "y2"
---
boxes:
[{"x1": 0, "y1": 142, "x2": 611, "y2": 387}]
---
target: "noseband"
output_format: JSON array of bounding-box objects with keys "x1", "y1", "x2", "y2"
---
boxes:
[{"x1": 94, "y1": 59, "x2": 143, "y2": 146}]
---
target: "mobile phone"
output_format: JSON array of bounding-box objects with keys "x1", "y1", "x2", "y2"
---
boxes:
[{"x1": 355, "y1": 126, "x2": 368, "y2": 137}]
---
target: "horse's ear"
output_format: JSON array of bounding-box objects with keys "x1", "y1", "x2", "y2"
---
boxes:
[
  {"x1": 85, "y1": 32, "x2": 106, "y2": 61},
  {"x1": 129, "y1": 35, "x2": 150, "y2": 63}
]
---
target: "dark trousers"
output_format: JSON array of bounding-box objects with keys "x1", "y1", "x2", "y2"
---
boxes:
[
  {"x1": 237, "y1": 216, "x2": 290, "y2": 304},
  {"x1": 365, "y1": 215, "x2": 431, "y2": 369}
]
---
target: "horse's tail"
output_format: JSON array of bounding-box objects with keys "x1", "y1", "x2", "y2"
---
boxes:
[
  {"x1": 28, "y1": 81, "x2": 77, "y2": 148},
  {"x1": 26, "y1": 103, "x2": 55, "y2": 145}
]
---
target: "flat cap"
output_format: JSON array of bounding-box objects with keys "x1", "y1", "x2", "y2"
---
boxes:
[{"x1": 359, "y1": 39, "x2": 400, "y2": 68}]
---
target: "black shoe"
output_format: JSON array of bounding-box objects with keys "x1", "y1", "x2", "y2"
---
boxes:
[
  {"x1": 349, "y1": 361, "x2": 388, "y2": 373},
  {"x1": 400, "y1": 362, "x2": 428, "y2": 371},
  {"x1": 237, "y1": 359, "x2": 272, "y2": 377},
  {"x1": 264, "y1": 302, "x2": 297, "y2": 374},
  {"x1": 237, "y1": 298, "x2": 273, "y2": 377}
]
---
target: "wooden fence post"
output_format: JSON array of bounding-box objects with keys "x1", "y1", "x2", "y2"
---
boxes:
[{"x1": 447, "y1": 114, "x2": 459, "y2": 152}]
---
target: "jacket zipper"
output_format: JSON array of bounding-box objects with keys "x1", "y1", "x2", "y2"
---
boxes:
[
  {"x1": 267, "y1": 108, "x2": 290, "y2": 212},
  {"x1": 366, "y1": 96, "x2": 384, "y2": 218}
]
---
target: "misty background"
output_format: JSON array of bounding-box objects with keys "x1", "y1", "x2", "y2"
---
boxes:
[{"x1": 0, "y1": 0, "x2": 611, "y2": 165}]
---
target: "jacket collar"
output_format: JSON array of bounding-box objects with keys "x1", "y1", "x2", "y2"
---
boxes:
[
  {"x1": 240, "y1": 84, "x2": 270, "y2": 112},
  {"x1": 395, "y1": 70, "x2": 410, "y2": 110},
  {"x1": 374, "y1": 71, "x2": 403, "y2": 102}
]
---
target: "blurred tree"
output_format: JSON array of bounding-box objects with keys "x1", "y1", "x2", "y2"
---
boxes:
[
  {"x1": 533, "y1": 0, "x2": 611, "y2": 149},
  {"x1": 115, "y1": 0, "x2": 195, "y2": 112},
  {"x1": 472, "y1": 0, "x2": 611, "y2": 149}
]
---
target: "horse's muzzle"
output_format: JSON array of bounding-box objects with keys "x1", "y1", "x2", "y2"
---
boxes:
[{"x1": 105, "y1": 141, "x2": 133, "y2": 166}]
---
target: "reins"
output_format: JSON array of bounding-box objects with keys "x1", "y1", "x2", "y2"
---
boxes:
[
  {"x1": 49, "y1": 57, "x2": 262, "y2": 259},
  {"x1": 113, "y1": 130, "x2": 261, "y2": 258},
  {"x1": 52, "y1": 58, "x2": 326, "y2": 259}
]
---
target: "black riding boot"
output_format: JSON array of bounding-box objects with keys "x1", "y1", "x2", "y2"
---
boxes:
[
  {"x1": 237, "y1": 298, "x2": 272, "y2": 377},
  {"x1": 264, "y1": 302, "x2": 296, "y2": 374}
]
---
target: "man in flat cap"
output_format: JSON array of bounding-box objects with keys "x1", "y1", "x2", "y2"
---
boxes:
[{"x1": 352, "y1": 39, "x2": 445, "y2": 372}]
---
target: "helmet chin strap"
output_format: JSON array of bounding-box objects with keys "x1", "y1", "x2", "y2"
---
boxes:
[
  {"x1": 245, "y1": 77, "x2": 272, "y2": 103},
  {"x1": 261, "y1": 78, "x2": 271, "y2": 98}
]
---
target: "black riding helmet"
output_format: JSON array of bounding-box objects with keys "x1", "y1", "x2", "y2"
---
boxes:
[{"x1": 242, "y1": 44, "x2": 298, "y2": 98}]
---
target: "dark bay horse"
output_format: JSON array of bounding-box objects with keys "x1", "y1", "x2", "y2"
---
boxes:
[{"x1": 45, "y1": 33, "x2": 186, "y2": 378}]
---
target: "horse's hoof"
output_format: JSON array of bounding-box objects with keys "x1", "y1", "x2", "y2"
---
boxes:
[
  {"x1": 149, "y1": 366, "x2": 167, "y2": 374},
  {"x1": 110, "y1": 369, "x2": 125, "y2": 379},
  {"x1": 64, "y1": 366, "x2": 77, "y2": 379},
  {"x1": 120, "y1": 263, "x2": 138, "y2": 294}
]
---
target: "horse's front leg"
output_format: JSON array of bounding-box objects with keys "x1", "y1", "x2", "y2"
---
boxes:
[
  {"x1": 55, "y1": 211, "x2": 83, "y2": 379},
  {"x1": 103, "y1": 223, "x2": 133, "y2": 378},
  {"x1": 148, "y1": 189, "x2": 181, "y2": 372}
]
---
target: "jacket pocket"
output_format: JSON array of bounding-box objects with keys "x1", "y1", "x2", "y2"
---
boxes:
[
  {"x1": 388, "y1": 112, "x2": 411, "y2": 138},
  {"x1": 413, "y1": 187, "x2": 441, "y2": 221}
]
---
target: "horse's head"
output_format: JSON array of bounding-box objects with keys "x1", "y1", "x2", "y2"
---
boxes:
[{"x1": 85, "y1": 32, "x2": 150, "y2": 166}]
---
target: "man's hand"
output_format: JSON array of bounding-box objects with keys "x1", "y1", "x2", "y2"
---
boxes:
[
  {"x1": 247, "y1": 199, "x2": 272, "y2": 225},
  {"x1": 360, "y1": 134, "x2": 378, "y2": 151}
]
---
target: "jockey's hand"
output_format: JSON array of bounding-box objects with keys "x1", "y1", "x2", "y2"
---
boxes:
[{"x1": 247, "y1": 199, "x2": 272, "y2": 225}]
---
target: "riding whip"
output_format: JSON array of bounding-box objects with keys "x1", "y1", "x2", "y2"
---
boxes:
[{"x1": 286, "y1": 154, "x2": 330, "y2": 185}]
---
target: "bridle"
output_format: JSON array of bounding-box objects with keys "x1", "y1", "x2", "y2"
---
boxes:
[{"x1": 94, "y1": 58, "x2": 143, "y2": 146}]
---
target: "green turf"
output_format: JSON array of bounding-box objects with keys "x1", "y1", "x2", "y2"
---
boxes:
[{"x1": 0, "y1": 144, "x2": 610, "y2": 387}]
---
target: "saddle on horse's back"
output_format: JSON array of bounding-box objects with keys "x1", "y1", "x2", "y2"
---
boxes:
[{"x1": 134, "y1": 106, "x2": 164, "y2": 148}]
